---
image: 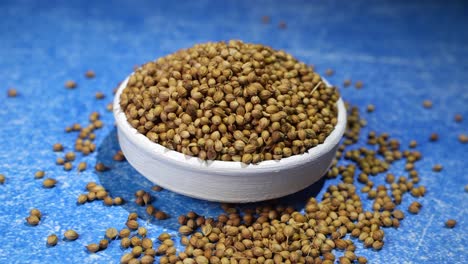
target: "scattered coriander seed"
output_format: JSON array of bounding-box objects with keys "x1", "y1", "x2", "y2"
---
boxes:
[
  {"x1": 77, "y1": 162, "x2": 87, "y2": 172},
  {"x1": 155, "y1": 211, "x2": 169, "y2": 220},
  {"x1": 65, "y1": 151, "x2": 76, "y2": 161},
  {"x1": 86, "y1": 243, "x2": 100, "y2": 253},
  {"x1": 366, "y1": 104, "x2": 375, "y2": 113},
  {"x1": 85, "y1": 70, "x2": 95, "y2": 79},
  {"x1": 344, "y1": 79, "x2": 351, "y2": 87},
  {"x1": 408, "y1": 201, "x2": 422, "y2": 214},
  {"x1": 409, "y1": 140, "x2": 417, "y2": 148},
  {"x1": 53, "y1": 143, "x2": 64, "y2": 152},
  {"x1": 120, "y1": 253, "x2": 134, "y2": 264},
  {"x1": 432, "y1": 164, "x2": 443, "y2": 172},
  {"x1": 445, "y1": 219, "x2": 456, "y2": 228},
  {"x1": 325, "y1": 68, "x2": 334, "y2": 76},
  {"x1": 278, "y1": 21, "x2": 287, "y2": 29},
  {"x1": 34, "y1": 170, "x2": 45, "y2": 179},
  {"x1": 465, "y1": 184, "x2": 468, "y2": 192},
  {"x1": 63, "y1": 162, "x2": 72, "y2": 171},
  {"x1": 423, "y1": 100, "x2": 432, "y2": 109},
  {"x1": 42, "y1": 178, "x2": 57, "y2": 188},
  {"x1": 141, "y1": 255, "x2": 154, "y2": 264},
  {"x1": 261, "y1": 15, "x2": 270, "y2": 24},
  {"x1": 355, "y1": 81, "x2": 364, "y2": 89},
  {"x1": 179, "y1": 225, "x2": 193, "y2": 235},
  {"x1": 113, "y1": 150, "x2": 125, "y2": 161},
  {"x1": 126, "y1": 220, "x2": 139, "y2": 230},
  {"x1": 65, "y1": 80, "x2": 77, "y2": 89},
  {"x1": 119, "y1": 228, "x2": 131, "y2": 238},
  {"x1": 7, "y1": 88, "x2": 18, "y2": 97},
  {"x1": 459, "y1": 134, "x2": 468, "y2": 144},
  {"x1": 138, "y1": 227, "x2": 147, "y2": 237},
  {"x1": 158, "y1": 233, "x2": 171, "y2": 242},
  {"x1": 141, "y1": 238, "x2": 153, "y2": 250},
  {"x1": 26, "y1": 215, "x2": 40, "y2": 226},
  {"x1": 151, "y1": 185, "x2": 163, "y2": 192},
  {"x1": 95, "y1": 92, "x2": 105, "y2": 100},
  {"x1": 64, "y1": 230, "x2": 79, "y2": 241},
  {"x1": 30, "y1": 208, "x2": 42, "y2": 219},
  {"x1": 113, "y1": 197, "x2": 124, "y2": 205},
  {"x1": 95, "y1": 162, "x2": 108, "y2": 172},
  {"x1": 99, "y1": 239, "x2": 109, "y2": 250},
  {"x1": 0, "y1": 174, "x2": 5, "y2": 184},
  {"x1": 429, "y1": 133, "x2": 439, "y2": 142},
  {"x1": 106, "y1": 103, "x2": 113, "y2": 112},
  {"x1": 103, "y1": 196, "x2": 113, "y2": 206},
  {"x1": 454, "y1": 114, "x2": 463, "y2": 123},
  {"x1": 47, "y1": 234, "x2": 58, "y2": 246},
  {"x1": 77, "y1": 194, "x2": 87, "y2": 204},
  {"x1": 105, "y1": 228, "x2": 118, "y2": 240},
  {"x1": 56, "y1": 157, "x2": 65, "y2": 165},
  {"x1": 121, "y1": 237, "x2": 131, "y2": 248}
]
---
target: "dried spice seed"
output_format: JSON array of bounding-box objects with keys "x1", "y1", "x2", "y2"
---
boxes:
[
  {"x1": 113, "y1": 197, "x2": 124, "y2": 205},
  {"x1": 126, "y1": 220, "x2": 139, "y2": 230},
  {"x1": 63, "y1": 162, "x2": 72, "y2": 171},
  {"x1": 432, "y1": 164, "x2": 443, "y2": 172},
  {"x1": 278, "y1": 21, "x2": 287, "y2": 29},
  {"x1": 47, "y1": 234, "x2": 58, "y2": 246},
  {"x1": 445, "y1": 219, "x2": 456, "y2": 228},
  {"x1": 56, "y1": 157, "x2": 65, "y2": 165},
  {"x1": 34, "y1": 171, "x2": 45, "y2": 179},
  {"x1": 325, "y1": 68, "x2": 334, "y2": 76},
  {"x1": 459, "y1": 134, "x2": 468, "y2": 144},
  {"x1": 0, "y1": 174, "x2": 5, "y2": 184},
  {"x1": 105, "y1": 228, "x2": 118, "y2": 240},
  {"x1": 26, "y1": 215, "x2": 40, "y2": 226},
  {"x1": 366, "y1": 104, "x2": 375, "y2": 113},
  {"x1": 53, "y1": 143, "x2": 64, "y2": 152},
  {"x1": 120, "y1": 253, "x2": 134, "y2": 264},
  {"x1": 77, "y1": 194, "x2": 87, "y2": 204},
  {"x1": 77, "y1": 162, "x2": 87, "y2": 172},
  {"x1": 86, "y1": 243, "x2": 100, "y2": 253},
  {"x1": 429, "y1": 133, "x2": 439, "y2": 142},
  {"x1": 151, "y1": 185, "x2": 163, "y2": 192},
  {"x1": 85, "y1": 70, "x2": 95, "y2": 78},
  {"x1": 65, "y1": 151, "x2": 76, "y2": 161},
  {"x1": 138, "y1": 227, "x2": 147, "y2": 237},
  {"x1": 99, "y1": 239, "x2": 109, "y2": 250},
  {"x1": 119, "y1": 228, "x2": 131, "y2": 238},
  {"x1": 355, "y1": 81, "x2": 363, "y2": 89},
  {"x1": 42, "y1": 178, "x2": 57, "y2": 188},
  {"x1": 113, "y1": 150, "x2": 125, "y2": 161},
  {"x1": 121, "y1": 237, "x2": 131, "y2": 248},
  {"x1": 343, "y1": 79, "x2": 351, "y2": 87},
  {"x1": 422, "y1": 100, "x2": 432, "y2": 109},
  {"x1": 95, "y1": 92, "x2": 105, "y2": 100},
  {"x1": 408, "y1": 201, "x2": 422, "y2": 214},
  {"x1": 7, "y1": 88, "x2": 18, "y2": 97},
  {"x1": 65, "y1": 80, "x2": 77, "y2": 89},
  {"x1": 95, "y1": 162, "x2": 109, "y2": 172},
  {"x1": 261, "y1": 16, "x2": 270, "y2": 24},
  {"x1": 30, "y1": 208, "x2": 42, "y2": 219},
  {"x1": 155, "y1": 211, "x2": 169, "y2": 220},
  {"x1": 454, "y1": 114, "x2": 463, "y2": 123},
  {"x1": 64, "y1": 230, "x2": 79, "y2": 241}
]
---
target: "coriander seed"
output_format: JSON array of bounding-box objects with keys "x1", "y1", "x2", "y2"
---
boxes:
[
  {"x1": 42, "y1": 178, "x2": 57, "y2": 188},
  {"x1": 355, "y1": 81, "x2": 363, "y2": 89},
  {"x1": 63, "y1": 162, "x2": 72, "y2": 171},
  {"x1": 0, "y1": 174, "x2": 5, "y2": 184},
  {"x1": 85, "y1": 70, "x2": 95, "y2": 79},
  {"x1": 445, "y1": 219, "x2": 456, "y2": 228},
  {"x1": 47, "y1": 234, "x2": 58, "y2": 246},
  {"x1": 105, "y1": 227, "x2": 118, "y2": 240},
  {"x1": 53, "y1": 143, "x2": 64, "y2": 152},
  {"x1": 423, "y1": 100, "x2": 432, "y2": 108},
  {"x1": 7, "y1": 88, "x2": 18, "y2": 97},
  {"x1": 429, "y1": 133, "x2": 439, "y2": 142},
  {"x1": 99, "y1": 239, "x2": 109, "y2": 250},
  {"x1": 86, "y1": 243, "x2": 100, "y2": 253},
  {"x1": 95, "y1": 92, "x2": 105, "y2": 100},
  {"x1": 26, "y1": 215, "x2": 40, "y2": 226},
  {"x1": 344, "y1": 79, "x2": 351, "y2": 87},
  {"x1": 325, "y1": 69, "x2": 334, "y2": 76},
  {"x1": 64, "y1": 229, "x2": 79, "y2": 241},
  {"x1": 454, "y1": 114, "x2": 463, "y2": 123},
  {"x1": 34, "y1": 170, "x2": 45, "y2": 179},
  {"x1": 432, "y1": 164, "x2": 443, "y2": 172},
  {"x1": 65, "y1": 80, "x2": 77, "y2": 89},
  {"x1": 77, "y1": 162, "x2": 87, "y2": 172},
  {"x1": 459, "y1": 134, "x2": 468, "y2": 144}
]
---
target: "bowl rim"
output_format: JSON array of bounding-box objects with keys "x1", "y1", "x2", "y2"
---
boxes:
[{"x1": 113, "y1": 76, "x2": 347, "y2": 174}]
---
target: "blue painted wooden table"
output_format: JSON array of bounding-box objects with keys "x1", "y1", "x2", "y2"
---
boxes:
[{"x1": 0, "y1": 0, "x2": 467, "y2": 263}]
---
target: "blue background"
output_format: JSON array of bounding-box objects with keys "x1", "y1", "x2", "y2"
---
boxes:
[{"x1": 0, "y1": 0, "x2": 467, "y2": 263}]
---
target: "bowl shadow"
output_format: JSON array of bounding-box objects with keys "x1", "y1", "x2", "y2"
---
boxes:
[{"x1": 96, "y1": 129, "x2": 326, "y2": 230}]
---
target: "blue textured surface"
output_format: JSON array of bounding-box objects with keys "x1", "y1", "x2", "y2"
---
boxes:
[{"x1": 0, "y1": 0, "x2": 467, "y2": 263}]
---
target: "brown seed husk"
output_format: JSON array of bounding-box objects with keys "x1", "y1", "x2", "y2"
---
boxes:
[
  {"x1": 86, "y1": 243, "x2": 100, "y2": 253},
  {"x1": 445, "y1": 219, "x2": 456, "y2": 228},
  {"x1": 47, "y1": 234, "x2": 58, "y2": 246},
  {"x1": 42, "y1": 178, "x2": 57, "y2": 188}
]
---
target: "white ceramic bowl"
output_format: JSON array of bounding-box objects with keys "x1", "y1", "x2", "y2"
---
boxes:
[{"x1": 113, "y1": 77, "x2": 346, "y2": 202}]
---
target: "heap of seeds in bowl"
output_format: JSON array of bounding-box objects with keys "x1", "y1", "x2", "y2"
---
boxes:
[{"x1": 120, "y1": 40, "x2": 340, "y2": 163}]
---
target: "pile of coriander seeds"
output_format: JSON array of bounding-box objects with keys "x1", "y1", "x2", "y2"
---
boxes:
[{"x1": 120, "y1": 40, "x2": 340, "y2": 164}]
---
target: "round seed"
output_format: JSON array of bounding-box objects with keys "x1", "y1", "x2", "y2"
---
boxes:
[
  {"x1": 445, "y1": 219, "x2": 456, "y2": 228},
  {"x1": 47, "y1": 234, "x2": 58, "y2": 246},
  {"x1": 42, "y1": 178, "x2": 57, "y2": 188},
  {"x1": 86, "y1": 243, "x2": 100, "y2": 253},
  {"x1": 65, "y1": 80, "x2": 77, "y2": 89},
  {"x1": 64, "y1": 230, "x2": 79, "y2": 241}
]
